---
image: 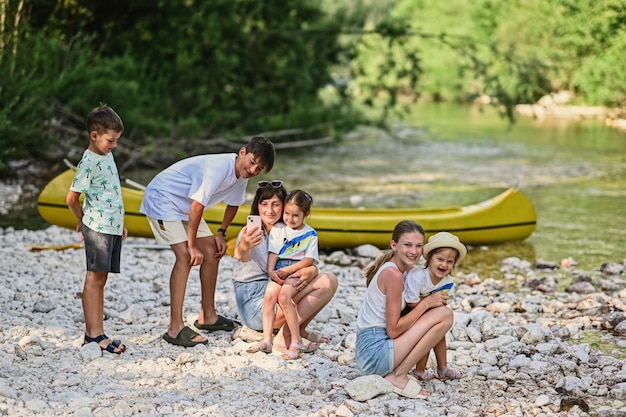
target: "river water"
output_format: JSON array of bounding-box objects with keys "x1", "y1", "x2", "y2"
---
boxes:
[
  {"x1": 4, "y1": 103, "x2": 625, "y2": 277},
  {"x1": 249, "y1": 103, "x2": 626, "y2": 277}
]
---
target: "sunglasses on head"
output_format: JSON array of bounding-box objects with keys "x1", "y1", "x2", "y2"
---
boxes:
[{"x1": 258, "y1": 180, "x2": 283, "y2": 188}]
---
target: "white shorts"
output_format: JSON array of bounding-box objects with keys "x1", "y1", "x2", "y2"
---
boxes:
[{"x1": 146, "y1": 217, "x2": 212, "y2": 245}]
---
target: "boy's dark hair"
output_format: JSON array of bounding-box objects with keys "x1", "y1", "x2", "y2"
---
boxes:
[
  {"x1": 245, "y1": 136, "x2": 276, "y2": 172},
  {"x1": 87, "y1": 105, "x2": 124, "y2": 135}
]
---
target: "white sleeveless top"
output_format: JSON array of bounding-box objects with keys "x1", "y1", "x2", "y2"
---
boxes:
[{"x1": 356, "y1": 262, "x2": 405, "y2": 332}]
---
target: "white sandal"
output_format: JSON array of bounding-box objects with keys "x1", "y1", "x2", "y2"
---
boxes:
[
  {"x1": 413, "y1": 369, "x2": 437, "y2": 381},
  {"x1": 281, "y1": 343, "x2": 304, "y2": 360},
  {"x1": 246, "y1": 340, "x2": 273, "y2": 354},
  {"x1": 437, "y1": 366, "x2": 463, "y2": 380}
]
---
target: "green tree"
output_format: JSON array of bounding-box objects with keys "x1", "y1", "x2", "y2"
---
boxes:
[{"x1": 1, "y1": 0, "x2": 366, "y2": 169}]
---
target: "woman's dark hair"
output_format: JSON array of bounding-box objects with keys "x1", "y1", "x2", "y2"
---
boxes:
[{"x1": 250, "y1": 183, "x2": 287, "y2": 215}]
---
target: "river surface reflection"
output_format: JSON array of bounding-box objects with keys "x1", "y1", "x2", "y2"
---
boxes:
[
  {"x1": 247, "y1": 103, "x2": 626, "y2": 276},
  {"x1": 6, "y1": 103, "x2": 626, "y2": 278}
]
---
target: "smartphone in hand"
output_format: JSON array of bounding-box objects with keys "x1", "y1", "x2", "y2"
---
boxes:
[{"x1": 247, "y1": 215, "x2": 262, "y2": 231}]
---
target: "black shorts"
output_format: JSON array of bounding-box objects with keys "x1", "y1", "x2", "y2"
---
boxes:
[{"x1": 82, "y1": 223, "x2": 122, "y2": 273}]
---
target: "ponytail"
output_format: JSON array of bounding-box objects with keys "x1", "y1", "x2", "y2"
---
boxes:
[{"x1": 364, "y1": 250, "x2": 394, "y2": 287}]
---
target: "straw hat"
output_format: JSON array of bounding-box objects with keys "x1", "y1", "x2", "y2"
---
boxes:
[{"x1": 423, "y1": 232, "x2": 467, "y2": 264}]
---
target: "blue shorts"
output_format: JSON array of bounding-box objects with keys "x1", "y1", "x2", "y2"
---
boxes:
[
  {"x1": 233, "y1": 280, "x2": 267, "y2": 331},
  {"x1": 275, "y1": 258, "x2": 298, "y2": 271},
  {"x1": 356, "y1": 327, "x2": 394, "y2": 376},
  {"x1": 82, "y1": 223, "x2": 122, "y2": 273}
]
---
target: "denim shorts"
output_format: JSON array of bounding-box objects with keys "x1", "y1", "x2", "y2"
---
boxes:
[
  {"x1": 233, "y1": 279, "x2": 268, "y2": 331},
  {"x1": 275, "y1": 258, "x2": 298, "y2": 271},
  {"x1": 82, "y1": 223, "x2": 122, "y2": 273},
  {"x1": 355, "y1": 327, "x2": 394, "y2": 376}
]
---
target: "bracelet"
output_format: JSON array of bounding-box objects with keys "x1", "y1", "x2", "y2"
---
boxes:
[{"x1": 217, "y1": 228, "x2": 227, "y2": 237}]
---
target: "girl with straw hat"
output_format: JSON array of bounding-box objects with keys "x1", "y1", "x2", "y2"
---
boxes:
[{"x1": 404, "y1": 231, "x2": 467, "y2": 381}]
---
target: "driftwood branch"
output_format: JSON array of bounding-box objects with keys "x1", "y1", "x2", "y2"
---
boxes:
[{"x1": 44, "y1": 110, "x2": 339, "y2": 172}]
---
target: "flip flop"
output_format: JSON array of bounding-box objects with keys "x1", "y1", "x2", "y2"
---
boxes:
[
  {"x1": 304, "y1": 331, "x2": 328, "y2": 344},
  {"x1": 393, "y1": 379, "x2": 429, "y2": 399},
  {"x1": 163, "y1": 326, "x2": 208, "y2": 347},
  {"x1": 194, "y1": 315, "x2": 240, "y2": 332}
]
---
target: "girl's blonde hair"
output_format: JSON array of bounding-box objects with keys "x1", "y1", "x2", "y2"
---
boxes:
[{"x1": 363, "y1": 220, "x2": 424, "y2": 287}]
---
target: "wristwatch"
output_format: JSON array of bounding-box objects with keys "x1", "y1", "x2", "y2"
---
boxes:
[{"x1": 217, "y1": 228, "x2": 228, "y2": 237}]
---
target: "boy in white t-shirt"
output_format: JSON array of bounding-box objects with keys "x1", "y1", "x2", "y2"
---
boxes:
[
  {"x1": 140, "y1": 136, "x2": 275, "y2": 347},
  {"x1": 404, "y1": 231, "x2": 466, "y2": 380}
]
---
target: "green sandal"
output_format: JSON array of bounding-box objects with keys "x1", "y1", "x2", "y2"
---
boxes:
[
  {"x1": 163, "y1": 326, "x2": 208, "y2": 347},
  {"x1": 194, "y1": 315, "x2": 240, "y2": 332}
]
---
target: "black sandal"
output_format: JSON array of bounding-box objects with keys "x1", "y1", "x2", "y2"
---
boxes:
[{"x1": 83, "y1": 334, "x2": 126, "y2": 354}]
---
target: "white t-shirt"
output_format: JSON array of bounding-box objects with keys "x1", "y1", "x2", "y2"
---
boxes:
[
  {"x1": 268, "y1": 223, "x2": 319, "y2": 264},
  {"x1": 140, "y1": 153, "x2": 247, "y2": 220},
  {"x1": 404, "y1": 266, "x2": 454, "y2": 304},
  {"x1": 356, "y1": 262, "x2": 405, "y2": 331}
]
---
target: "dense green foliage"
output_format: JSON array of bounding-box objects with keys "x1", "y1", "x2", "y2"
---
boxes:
[
  {"x1": 0, "y1": 0, "x2": 624, "y2": 170},
  {"x1": 353, "y1": 0, "x2": 626, "y2": 112},
  {"x1": 0, "y1": 0, "x2": 366, "y2": 169}
]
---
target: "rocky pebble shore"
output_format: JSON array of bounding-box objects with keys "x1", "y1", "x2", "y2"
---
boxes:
[{"x1": 1, "y1": 226, "x2": 625, "y2": 417}]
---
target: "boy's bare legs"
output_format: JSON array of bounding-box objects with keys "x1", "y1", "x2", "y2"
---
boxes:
[
  {"x1": 83, "y1": 271, "x2": 107, "y2": 338},
  {"x1": 166, "y1": 241, "x2": 206, "y2": 343},
  {"x1": 82, "y1": 270, "x2": 123, "y2": 352},
  {"x1": 195, "y1": 236, "x2": 225, "y2": 326},
  {"x1": 274, "y1": 271, "x2": 338, "y2": 349}
]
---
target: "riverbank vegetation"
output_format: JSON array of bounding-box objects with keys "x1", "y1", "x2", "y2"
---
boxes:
[{"x1": 0, "y1": 0, "x2": 624, "y2": 172}]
